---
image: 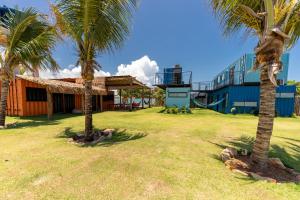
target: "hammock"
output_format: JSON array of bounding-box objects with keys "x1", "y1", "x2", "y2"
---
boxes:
[
  {"x1": 192, "y1": 98, "x2": 225, "y2": 108},
  {"x1": 143, "y1": 99, "x2": 150, "y2": 105}
]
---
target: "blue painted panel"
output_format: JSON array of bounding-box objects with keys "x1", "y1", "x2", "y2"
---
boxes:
[
  {"x1": 164, "y1": 68, "x2": 174, "y2": 85},
  {"x1": 228, "y1": 86, "x2": 260, "y2": 114},
  {"x1": 211, "y1": 53, "x2": 290, "y2": 87},
  {"x1": 276, "y1": 85, "x2": 296, "y2": 116},
  {"x1": 166, "y1": 87, "x2": 190, "y2": 108},
  {"x1": 208, "y1": 87, "x2": 230, "y2": 113},
  {"x1": 207, "y1": 85, "x2": 296, "y2": 116},
  {"x1": 243, "y1": 53, "x2": 289, "y2": 84}
]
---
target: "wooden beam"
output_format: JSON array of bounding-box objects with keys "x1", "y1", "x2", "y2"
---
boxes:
[
  {"x1": 119, "y1": 89, "x2": 122, "y2": 105},
  {"x1": 142, "y1": 88, "x2": 144, "y2": 109},
  {"x1": 62, "y1": 94, "x2": 66, "y2": 113},
  {"x1": 47, "y1": 88, "x2": 53, "y2": 120},
  {"x1": 149, "y1": 89, "x2": 152, "y2": 108},
  {"x1": 107, "y1": 85, "x2": 145, "y2": 90},
  {"x1": 81, "y1": 94, "x2": 85, "y2": 114},
  {"x1": 100, "y1": 95, "x2": 103, "y2": 112},
  {"x1": 130, "y1": 81, "x2": 133, "y2": 111}
]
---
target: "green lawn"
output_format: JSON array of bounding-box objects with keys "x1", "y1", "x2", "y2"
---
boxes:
[{"x1": 0, "y1": 108, "x2": 300, "y2": 200}]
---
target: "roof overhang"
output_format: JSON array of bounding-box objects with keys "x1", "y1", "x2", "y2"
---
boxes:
[
  {"x1": 105, "y1": 76, "x2": 150, "y2": 90},
  {"x1": 17, "y1": 75, "x2": 107, "y2": 95}
]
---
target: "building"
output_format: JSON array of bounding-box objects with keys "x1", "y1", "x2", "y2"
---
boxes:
[
  {"x1": 0, "y1": 75, "x2": 149, "y2": 118},
  {"x1": 154, "y1": 65, "x2": 192, "y2": 109},
  {"x1": 193, "y1": 53, "x2": 296, "y2": 117}
]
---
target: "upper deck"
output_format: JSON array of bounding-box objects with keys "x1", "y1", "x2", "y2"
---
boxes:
[{"x1": 154, "y1": 66, "x2": 192, "y2": 89}]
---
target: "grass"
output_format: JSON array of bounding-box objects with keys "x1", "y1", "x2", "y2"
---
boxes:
[{"x1": 0, "y1": 108, "x2": 300, "y2": 200}]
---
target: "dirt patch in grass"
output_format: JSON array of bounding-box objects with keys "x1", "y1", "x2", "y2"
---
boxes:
[
  {"x1": 230, "y1": 156, "x2": 299, "y2": 183},
  {"x1": 221, "y1": 148, "x2": 300, "y2": 183}
]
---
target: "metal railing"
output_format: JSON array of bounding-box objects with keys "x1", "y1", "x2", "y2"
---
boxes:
[
  {"x1": 193, "y1": 71, "x2": 245, "y2": 91},
  {"x1": 154, "y1": 71, "x2": 192, "y2": 86}
]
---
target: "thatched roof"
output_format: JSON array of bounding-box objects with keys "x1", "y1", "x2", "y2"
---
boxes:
[
  {"x1": 74, "y1": 75, "x2": 150, "y2": 90},
  {"x1": 17, "y1": 75, "x2": 107, "y2": 95},
  {"x1": 105, "y1": 76, "x2": 150, "y2": 90}
]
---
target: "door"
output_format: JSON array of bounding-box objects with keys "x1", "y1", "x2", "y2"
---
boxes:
[
  {"x1": 64, "y1": 94, "x2": 75, "y2": 113},
  {"x1": 53, "y1": 93, "x2": 63, "y2": 113}
]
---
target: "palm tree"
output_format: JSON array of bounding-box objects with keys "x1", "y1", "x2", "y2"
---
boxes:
[
  {"x1": 51, "y1": 0, "x2": 137, "y2": 140},
  {"x1": 211, "y1": 0, "x2": 300, "y2": 169},
  {"x1": 0, "y1": 8, "x2": 58, "y2": 127}
]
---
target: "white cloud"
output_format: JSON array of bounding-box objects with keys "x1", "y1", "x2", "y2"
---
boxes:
[
  {"x1": 4, "y1": 53, "x2": 159, "y2": 87},
  {"x1": 38, "y1": 65, "x2": 111, "y2": 79},
  {"x1": 116, "y1": 55, "x2": 159, "y2": 86}
]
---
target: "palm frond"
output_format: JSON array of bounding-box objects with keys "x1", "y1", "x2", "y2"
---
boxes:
[{"x1": 1, "y1": 7, "x2": 59, "y2": 78}]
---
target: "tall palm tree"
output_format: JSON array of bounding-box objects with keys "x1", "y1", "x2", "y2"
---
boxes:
[
  {"x1": 211, "y1": 0, "x2": 300, "y2": 169},
  {"x1": 51, "y1": 0, "x2": 137, "y2": 140},
  {"x1": 0, "y1": 8, "x2": 58, "y2": 126}
]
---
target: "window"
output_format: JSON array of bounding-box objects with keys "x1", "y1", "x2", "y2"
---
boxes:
[
  {"x1": 103, "y1": 94, "x2": 114, "y2": 101},
  {"x1": 26, "y1": 87, "x2": 47, "y2": 102},
  {"x1": 168, "y1": 92, "x2": 188, "y2": 98}
]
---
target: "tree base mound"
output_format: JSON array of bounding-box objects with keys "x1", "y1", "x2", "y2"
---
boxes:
[
  {"x1": 220, "y1": 148, "x2": 300, "y2": 183},
  {"x1": 70, "y1": 129, "x2": 115, "y2": 145}
]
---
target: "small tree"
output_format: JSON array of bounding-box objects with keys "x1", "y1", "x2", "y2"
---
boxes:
[
  {"x1": 0, "y1": 8, "x2": 58, "y2": 126},
  {"x1": 153, "y1": 87, "x2": 165, "y2": 106}
]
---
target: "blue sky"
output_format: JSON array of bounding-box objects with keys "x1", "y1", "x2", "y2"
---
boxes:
[{"x1": 2, "y1": 0, "x2": 300, "y2": 82}]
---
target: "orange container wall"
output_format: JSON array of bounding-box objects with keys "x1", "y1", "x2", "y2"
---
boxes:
[
  {"x1": 1, "y1": 78, "x2": 111, "y2": 117},
  {"x1": 75, "y1": 94, "x2": 82, "y2": 110},
  {"x1": 0, "y1": 79, "x2": 23, "y2": 116},
  {"x1": 21, "y1": 79, "x2": 48, "y2": 116}
]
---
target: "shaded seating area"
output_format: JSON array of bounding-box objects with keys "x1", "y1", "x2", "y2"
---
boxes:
[{"x1": 104, "y1": 76, "x2": 152, "y2": 111}]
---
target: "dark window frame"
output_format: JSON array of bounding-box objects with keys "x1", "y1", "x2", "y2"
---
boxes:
[{"x1": 26, "y1": 87, "x2": 47, "y2": 102}]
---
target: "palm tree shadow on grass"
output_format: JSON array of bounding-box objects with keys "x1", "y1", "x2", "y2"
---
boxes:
[
  {"x1": 4, "y1": 114, "x2": 82, "y2": 130},
  {"x1": 58, "y1": 127, "x2": 147, "y2": 147},
  {"x1": 209, "y1": 135, "x2": 300, "y2": 172},
  {"x1": 5, "y1": 117, "x2": 59, "y2": 129}
]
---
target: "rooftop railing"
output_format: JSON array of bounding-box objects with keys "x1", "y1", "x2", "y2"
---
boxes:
[
  {"x1": 154, "y1": 71, "x2": 192, "y2": 87},
  {"x1": 193, "y1": 71, "x2": 245, "y2": 91}
]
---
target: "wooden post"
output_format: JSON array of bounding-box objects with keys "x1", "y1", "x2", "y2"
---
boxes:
[
  {"x1": 142, "y1": 88, "x2": 145, "y2": 109},
  {"x1": 100, "y1": 95, "x2": 103, "y2": 112},
  {"x1": 62, "y1": 94, "x2": 66, "y2": 113},
  {"x1": 47, "y1": 88, "x2": 53, "y2": 120},
  {"x1": 295, "y1": 96, "x2": 300, "y2": 116},
  {"x1": 81, "y1": 94, "x2": 85, "y2": 114},
  {"x1": 130, "y1": 90, "x2": 133, "y2": 111},
  {"x1": 119, "y1": 89, "x2": 122, "y2": 105},
  {"x1": 149, "y1": 89, "x2": 152, "y2": 108}
]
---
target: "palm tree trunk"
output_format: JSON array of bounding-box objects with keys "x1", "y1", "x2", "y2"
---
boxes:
[
  {"x1": 84, "y1": 80, "x2": 93, "y2": 140},
  {"x1": 0, "y1": 80, "x2": 10, "y2": 127},
  {"x1": 251, "y1": 63, "x2": 277, "y2": 169}
]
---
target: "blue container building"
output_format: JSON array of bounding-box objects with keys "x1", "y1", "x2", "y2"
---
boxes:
[
  {"x1": 154, "y1": 65, "x2": 192, "y2": 109},
  {"x1": 154, "y1": 53, "x2": 296, "y2": 117},
  {"x1": 193, "y1": 53, "x2": 296, "y2": 117}
]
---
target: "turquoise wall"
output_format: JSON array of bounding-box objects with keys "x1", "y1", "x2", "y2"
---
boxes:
[
  {"x1": 212, "y1": 53, "x2": 290, "y2": 88},
  {"x1": 244, "y1": 53, "x2": 289, "y2": 84},
  {"x1": 166, "y1": 87, "x2": 191, "y2": 108}
]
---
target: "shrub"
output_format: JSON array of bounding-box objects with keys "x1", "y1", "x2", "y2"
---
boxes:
[
  {"x1": 171, "y1": 107, "x2": 179, "y2": 114},
  {"x1": 166, "y1": 108, "x2": 171, "y2": 114},
  {"x1": 231, "y1": 107, "x2": 237, "y2": 115},
  {"x1": 181, "y1": 106, "x2": 187, "y2": 113}
]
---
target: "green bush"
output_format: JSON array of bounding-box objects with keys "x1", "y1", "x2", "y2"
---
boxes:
[
  {"x1": 166, "y1": 108, "x2": 171, "y2": 114},
  {"x1": 162, "y1": 106, "x2": 192, "y2": 114},
  {"x1": 171, "y1": 107, "x2": 179, "y2": 114},
  {"x1": 181, "y1": 106, "x2": 187, "y2": 113}
]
